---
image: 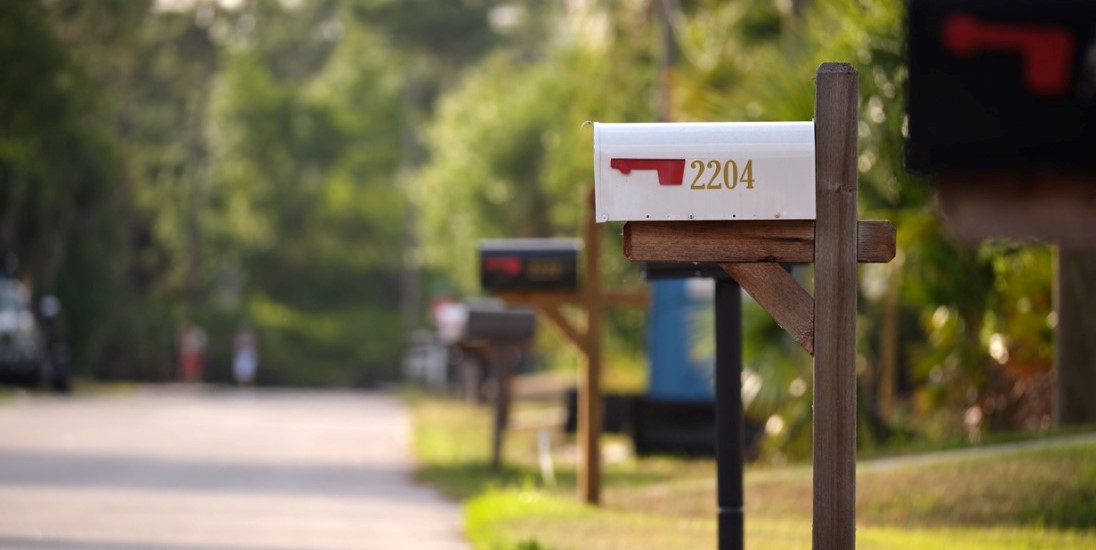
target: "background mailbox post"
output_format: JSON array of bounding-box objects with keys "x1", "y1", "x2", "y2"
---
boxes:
[
  {"x1": 906, "y1": 0, "x2": 1096, "y2": 246},
  {"x1": 907, "y1": 0, "x2": 1096, "y2": 427},
  {"x1": 461, "y1": 303, "x2": 537, "y2": 471},
  {"x1": 477, "y1": 240, "x2": 577, "y2": 472},
  {"x1": 907, "y1": 0, "x2": 1096, "y2": 174},
  {"x1": 479, "y1": 220, "x2": 649, "y2": 506}
]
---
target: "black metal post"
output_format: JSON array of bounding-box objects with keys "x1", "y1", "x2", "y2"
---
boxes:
[
  {"x1": 715, "y1": 279, "x2": 744, "y2": 550},
  {"x1": 490, "y1": 343, "x2": 513, "y2": 472}
]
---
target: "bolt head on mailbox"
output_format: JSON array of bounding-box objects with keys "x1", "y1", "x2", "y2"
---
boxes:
[{"x1": 593, "y1": 122, "x2": 816, "y2": 222}]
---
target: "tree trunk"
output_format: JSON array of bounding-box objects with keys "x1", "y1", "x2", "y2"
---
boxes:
[
  {"x1": 877, "y1": 263, "x2": 901, "y2": 418},
  {"x1": 1055, "y1": 247, "x2": 1096, "y2": 425}
]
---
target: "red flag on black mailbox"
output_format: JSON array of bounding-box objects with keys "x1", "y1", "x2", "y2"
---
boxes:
[{"x1": 906, "y1": 0, "x2": 1096, "y2": 172}]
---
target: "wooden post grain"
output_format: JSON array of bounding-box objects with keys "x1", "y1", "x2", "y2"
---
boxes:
[
  {"x1": 813, "y1": 63, "x2": 859, "y2": 549},
  {"x1": 580, "y1": 189, "x2": 603, "y2": 505}
]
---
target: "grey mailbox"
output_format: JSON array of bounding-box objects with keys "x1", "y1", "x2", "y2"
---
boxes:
[{"x1": 464, "y1": 304, "x2": 537, "y2": 343}]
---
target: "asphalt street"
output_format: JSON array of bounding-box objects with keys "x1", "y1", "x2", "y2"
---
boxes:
[{"x1": 0, "y1": 387, "x2": 468, "y2": 550}]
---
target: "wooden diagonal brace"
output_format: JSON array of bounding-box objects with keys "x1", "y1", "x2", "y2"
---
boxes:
[
  {"x1": 721, "y1": 263, "x2": 815, "y2": 354},
  {"x1": 538, "y1": 303, "x2": 588, "y2": 354}
]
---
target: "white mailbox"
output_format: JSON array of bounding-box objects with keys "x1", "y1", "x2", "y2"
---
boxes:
[{"x1": 593, "y1": 122, "x2": 816, "y2": 222}]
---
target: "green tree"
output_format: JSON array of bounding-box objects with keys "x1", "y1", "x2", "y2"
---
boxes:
[
  {"x1": 411, "y1": 2, "x2": 661, "y2": 381},
  {"x1": 414, "y1": 2, "x2": 658, "y2": 293},
  {"x1": 207, "y1": 4, "x2": 408, "y2": 384},
  {"x1": 0, "y1": 1, "x2": 142, "y2": 376}
]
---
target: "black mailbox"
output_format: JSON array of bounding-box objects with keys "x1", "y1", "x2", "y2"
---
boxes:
[
  {"x1": 479, "y1": 239, "x2": 580, "y2": 292},
  {"x1": 465, "y1": 303, "x2": 537, "y2": 343},
  {"x1": 642, "y1": 262, "x2": 732, "y2": 281},
  {"x1": 906, "y1": 0, "x2": 1096, "y2": 172}
]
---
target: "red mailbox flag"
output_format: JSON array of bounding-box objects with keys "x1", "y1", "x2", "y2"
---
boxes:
[
  {"x1": 942, "y1": 13, "x2": 1075, "y2": 96},
  {"x1": 609, "y1": 158, "x2": 686, "y2": 186}
]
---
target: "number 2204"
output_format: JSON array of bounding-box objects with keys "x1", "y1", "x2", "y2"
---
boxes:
[{"x1": 688, "y1": 159, "x2": 755, "y2": 190}]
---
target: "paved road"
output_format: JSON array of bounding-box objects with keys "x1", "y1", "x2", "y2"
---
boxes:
[{"x1": 0, "y1": 387, "x2": 468, "y2": 550}]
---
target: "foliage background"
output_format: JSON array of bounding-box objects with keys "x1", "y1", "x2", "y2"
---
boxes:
[{"x1": 0, "y1": 0, "x2": 1058, "y2": 449}]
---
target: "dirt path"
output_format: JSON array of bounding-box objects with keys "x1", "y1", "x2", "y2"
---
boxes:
[{"x1": 0, "y1": 387, "x2": 468, "y2": 550}]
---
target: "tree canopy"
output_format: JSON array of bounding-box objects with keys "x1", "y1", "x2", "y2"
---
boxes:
[{"x1": 0, "y1": 0, "x2": 1060, "y2": 448}]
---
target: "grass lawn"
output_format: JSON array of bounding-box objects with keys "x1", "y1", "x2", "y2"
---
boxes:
[{"x1": 408, "y1": 393, "x2": 1096, "y2": 549}]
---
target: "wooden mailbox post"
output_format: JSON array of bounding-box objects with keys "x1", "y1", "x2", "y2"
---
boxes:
[
  {"x1": 461, "y1": 303, "x2": 537, "y2": 471},
  {"x1": 599, "y1": 64, "x2": 895, "y2": 548},
  {"x1": 481, "y1": 194, "x2": 648, "y2": 505}
]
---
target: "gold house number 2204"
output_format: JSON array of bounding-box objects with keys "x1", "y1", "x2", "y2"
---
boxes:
[{"x1": 688, "y1": 159, "x2": 755, "y2": 190}]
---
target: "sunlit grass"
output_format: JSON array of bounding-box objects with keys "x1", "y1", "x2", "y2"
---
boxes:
[
  {"x1": 467, "y1": 491, "x2": 1096, "y2": 550},
  {"x1": 409, "y1": 393, "x2": 1096, "y2": 549},
  {"x1": 467, "y1": 489, "x2": 713, "y2": 549}
]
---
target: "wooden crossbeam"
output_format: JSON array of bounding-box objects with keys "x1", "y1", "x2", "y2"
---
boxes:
[
  {"x1": 622, "y1": 218, "x2": 894, "y2": 358},
  {"x1": 623, "y1": 220, "x2": 895, "y2": 264}
]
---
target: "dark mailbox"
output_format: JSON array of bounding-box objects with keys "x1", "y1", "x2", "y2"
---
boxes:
[
  {"x1": 465, "y1": 304, "x2": 537, "y2": 343},
  {"x1": 906, "y1": 0, "x2": 1096, "y2": 172},
  {"x1": 642, "y1": 262, "x2": 732, "y2": 281},
  {"x1": 479, "y1": 239, "x2": 580, "y2": 292}
]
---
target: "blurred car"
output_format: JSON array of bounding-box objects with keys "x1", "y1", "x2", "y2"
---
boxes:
[{"x1": 0, "y1": 278, "x2": 68, "y2": 392}]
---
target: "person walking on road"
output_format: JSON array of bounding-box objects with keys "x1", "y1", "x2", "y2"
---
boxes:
[
  {"x1": 178, "y1": 325, "x2": 208, "y2": 383},
  {"x1": 232, "y1": 326, "x2": 258, "y2": 386}
]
